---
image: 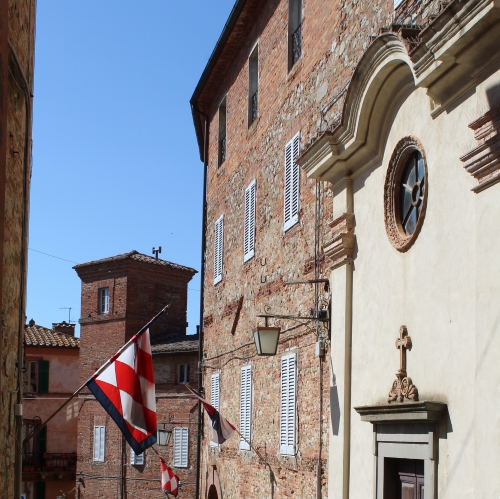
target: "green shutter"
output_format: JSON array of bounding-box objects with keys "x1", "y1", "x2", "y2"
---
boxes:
[
  {"x1": 36, "y1": 425, "x2": 47, "y2": 454},
  {"x1": 35, "y1": 481, "x2": 45, "y2": 499},
  {"x1": 38, "y1": 360, "x2": 49, "y2": 394}
]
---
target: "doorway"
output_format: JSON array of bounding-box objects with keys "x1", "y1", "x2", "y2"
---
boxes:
[{"x1": 384, "y1": 458, "x2": 424, "y2": 499}]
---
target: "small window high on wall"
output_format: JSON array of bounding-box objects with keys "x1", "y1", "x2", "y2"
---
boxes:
[
  {"x1": 248, "y1": 45, "x2": 258, "y2": 126},
  {"x1": 218, "y1": 97, "x2": 227, "y2": 166},
  {"x1": 288, "y1": 0, "x2": 302, "y2": 69}
]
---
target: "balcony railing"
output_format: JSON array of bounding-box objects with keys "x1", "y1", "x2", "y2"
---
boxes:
[
  {"x1": 23, "y1": 452, "x2": 77, "y2": 473},
  {"x1": 292, "y1": 23, "x2": 302, "y2": 65},
  {"x1": 251, "y1": 90, "x2": 258, "y2": 124}
]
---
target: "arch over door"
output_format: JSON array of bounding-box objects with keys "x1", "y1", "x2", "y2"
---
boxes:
[
  {"x1": 206, "y1": 466, "x2": 223, "y2": 499},
  {"x1": 207, "y1": 484, "x2": 218, "y2": 499}
]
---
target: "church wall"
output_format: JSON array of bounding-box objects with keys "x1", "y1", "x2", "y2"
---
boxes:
[{"x1": 330, "y1": 66, "x2": 500, "y2": 498}]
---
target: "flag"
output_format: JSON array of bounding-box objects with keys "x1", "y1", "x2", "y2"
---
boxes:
[
  {"x1": 184, "y1": 383, "x2": 235, "y2": 445},
  {"x1": 160, "y1": 457, "x2": 179, "y2": 496},
  {"x1": 86, "y1": 328, "x2": 157, "y2": 454}
]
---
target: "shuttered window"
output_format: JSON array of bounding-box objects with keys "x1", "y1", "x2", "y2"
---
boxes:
[
  {"x1": 210, "y1": 374, "x2": 220, "y2": 446},
  {"x1": 214, "y1": 215, "x2": 224, "y2": 285},
  {"x1": 284, "y1": 132, "x2": 301, "y2": 231},
  {"x1": 130, "y1": 449, "x2": 144, "y2": 465},
  {"x1": 244, "y1": 180, "x2": 256, "y2": 262},
  {"x1": 280, "y1": 353, "x2": 297, "y2": 455},
  {"x1": 38, "y1": 360, "x2": 49, "y2": 394},
  {"x1": 173, "y1": 427, "x2": 189, "y2": 467},
  {"x1": 93, "y1": 426, "x2": 106, "y2": 462},
  {"x1": 240, "y1": 365, "x2": 252, "y2": 450}
]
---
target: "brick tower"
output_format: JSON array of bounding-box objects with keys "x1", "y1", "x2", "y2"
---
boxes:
[{"x1": 74, "y1": 251, "x2": 197, "y2": 498}]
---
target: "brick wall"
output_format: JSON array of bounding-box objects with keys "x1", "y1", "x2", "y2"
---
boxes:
[
  {"x1": 0, "y1": 0, "x2": 36, "y2": 496},
  {"x1": 194, "y1": 0, "x2": 449, "y2": 497}
]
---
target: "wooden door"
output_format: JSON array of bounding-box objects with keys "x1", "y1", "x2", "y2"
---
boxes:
[{"x1": 384, "y1": 458, "x2": 424, "y2": 499}]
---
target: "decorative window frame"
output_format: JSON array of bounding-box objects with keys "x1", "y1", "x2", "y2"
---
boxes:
[{"x1": 384, "y1": 136, "x2": 428, "y2": 252}]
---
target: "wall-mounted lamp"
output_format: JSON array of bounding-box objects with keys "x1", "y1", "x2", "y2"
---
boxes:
[
  {"x1": 157, "y1": 429, "x2": 172, "y2": 446},
  {"x1": 253, "y1": 326, "x2": 281, "y2": 356}
]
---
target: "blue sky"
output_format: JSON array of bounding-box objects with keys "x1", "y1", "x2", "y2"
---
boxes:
[{"x1": 27, "y1": 1, "x2": 235, "y2": 335}]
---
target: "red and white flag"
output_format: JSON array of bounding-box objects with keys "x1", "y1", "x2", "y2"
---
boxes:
[
  {"x1": 160, "y1": 457, "x2": 179, "y2": 496},
  {"x1": 184, "y1": 383, "x2": 235, "y2": 444},
  {"x1": 86, "y1": 328, "x2": 157, "y2": 454}
]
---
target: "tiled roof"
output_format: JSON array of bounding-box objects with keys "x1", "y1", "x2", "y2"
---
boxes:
[
  {"x1": 151, "y1": 334, "x2": 199, "y2": 354},
  {"x1": 73, "y1": 250, "x2": 197, "y2": 274},
  {"x1": 25, "y1": 324, "x2": 80, "y2": 349}
]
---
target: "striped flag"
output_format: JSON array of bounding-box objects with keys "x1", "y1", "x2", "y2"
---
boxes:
[
  {"x1": 184, "y1": 383, "x2": 235, "y2": 444},
  {"x1": 86, "y1": 328, "x2": 157, "y2": 454}
]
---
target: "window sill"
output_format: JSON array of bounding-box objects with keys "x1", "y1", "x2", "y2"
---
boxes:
[
  {"x1": 287, "y1": 57, "x2": 303, "y2": 82},
  {"x1": 247, "y1": 116, "x2": 260, "y2": 137}
]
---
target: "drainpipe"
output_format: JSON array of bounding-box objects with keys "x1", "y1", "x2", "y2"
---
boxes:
[{"x1": 193, "y1": 105, "x2": 209, "y2": 499}]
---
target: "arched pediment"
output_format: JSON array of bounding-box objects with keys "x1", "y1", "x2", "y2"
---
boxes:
[{"x1": 297, "y1": 34, "x2": 415, "y2": 189}]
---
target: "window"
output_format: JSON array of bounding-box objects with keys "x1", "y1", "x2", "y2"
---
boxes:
[
  {"x1": 218, "y1": 97, "x2": 227, "y2": 166},
  {"x1": 288, "y1": 0, "x2": 302, "y2": 69},
  {"x1": 280, "y1": 353, "x2": 297, "y2": 455},
  {"x1": 98, "y1": 287, "x2": 110, "y2": 314},
  {"x1": 130, "y1": 448, "x2": 144, "y2": 465},
  {"x1": 178, "y1": 364, "x2": 190, "y2": 384},
  {"x1": 240, "y1": 365, "x2": 252, "y2": 450},
  {"x1": 173, "y1": 427, "x2": 189, "y2": 467},
  {"x1": 210, "y1": 374, "x2": 220, "y2": 446},
  {"x1": 23, "y1": 360, "x2": 49, "y2": 394},
  {"x1": 213, "y1": 215, "x2": 224, "y2": 285},
  {"x1": 248, "y1": 45, "x2": 259, "y2": 126},
  {"x1": 384, "y1": 137, "x2": 428, "y2": 252},
  {"x1": 284, "y1": 132, "x2": 301, "y2": 231},
  {"x1": 93, "y1": 426, "x2": 106, "y2": 462},
  {"x1": 244, "y1": 180, "x2": 256, "y2": 262}
]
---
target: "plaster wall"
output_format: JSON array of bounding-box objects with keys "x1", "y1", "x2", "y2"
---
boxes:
[{"x1": 328, "y1": 71, "x2": 500, "y2": 497}]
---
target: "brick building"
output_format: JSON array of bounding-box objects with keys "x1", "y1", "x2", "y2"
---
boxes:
[
  {"x1": 191, "y1": 0, "x2": 500, "y2": 498},
  {"x1": 73, "y1": 251, "x2": 199, "y2": 498},
  {"x1": 0, "y1": 1, "x2": 36, "y2": 497},
  {"x1": 22, "y1": 321, "x2": 80, "y2": 499}
]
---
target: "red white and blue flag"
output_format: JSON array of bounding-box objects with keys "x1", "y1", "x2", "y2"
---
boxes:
[
  {"x1": 184, "y1": 383, "x2": 235, "y2": 445},
  {"x1": 86, "y1": 328, "x2": 157, "y2": 454},
  {"x1": 160, "y1": 457, "x2": 180, "y2": 496}
]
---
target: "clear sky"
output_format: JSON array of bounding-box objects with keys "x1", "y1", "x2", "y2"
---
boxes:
[{"x1": 27, "y1": 1, "x2": 236, "y2": 336}]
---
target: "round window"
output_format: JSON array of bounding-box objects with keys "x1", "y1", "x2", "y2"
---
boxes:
[{"x1": 384, "y1": 137, "x2": 428, "y2": 252}]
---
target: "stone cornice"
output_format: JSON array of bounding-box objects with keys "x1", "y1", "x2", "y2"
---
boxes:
[
  {"x1": 354, "y1": 401, "x2": 447, "y2": 424},
  {"x1": 322, "y1": 213, "x2": 356, "y2": 268}
]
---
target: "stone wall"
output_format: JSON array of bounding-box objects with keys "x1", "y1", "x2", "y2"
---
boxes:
[{"x1": 0, "y1": 0, "x2": 36, "y2": 496}]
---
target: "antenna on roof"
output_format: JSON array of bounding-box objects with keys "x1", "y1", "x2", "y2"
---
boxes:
[
  {"x1": 152, "y1": 246, "x2": 162, "y2": 259},
  {"x1": 60, "y1": 307, "x2": 75, "y2": 324}
]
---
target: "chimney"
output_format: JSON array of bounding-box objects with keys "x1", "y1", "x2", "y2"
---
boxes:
[{"x1": 52, "y1": 321, "x2": 75, "y2": 337}]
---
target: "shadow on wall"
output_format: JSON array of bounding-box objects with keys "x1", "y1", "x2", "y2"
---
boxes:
[{"x1": 330, "y1": 385, "x2": 340, "y2": 436}]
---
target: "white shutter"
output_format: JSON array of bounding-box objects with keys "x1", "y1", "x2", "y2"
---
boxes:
[
  {"x1": 174, "y1": 427, "x2": 189, "y2": 467},
  {"x1": 94, "y1": 426, "x2": 105, "y2": 462},
  {"x1": 280, "y1": 353, "x2": 297, "y2": 455},
  {"x1": 239, "y1": 365, "x2": 252, "y2": 450},
  {"x1": 131, "y1": 448, "x2": 144, "y2": 465},
  {"x1": 284, "y1": 132, "x2": 300, "y2": 231},
  {"x1": 210, "y1": 374, "x2": 220, "y2": 446},
  {"x1": 244, "y1": 180, "x2": 256, "y2": 262},
  {"x1": 214, "y1": 215, "x2": 224, "y2": 285}
]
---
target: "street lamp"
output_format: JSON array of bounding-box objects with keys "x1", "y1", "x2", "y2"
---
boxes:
[
  {"x1": 253, "y1": 326, "x2": 281, "y2": 356},
  {"x1": 157, "y1": 429, "x2": 172, "y2": 446}
]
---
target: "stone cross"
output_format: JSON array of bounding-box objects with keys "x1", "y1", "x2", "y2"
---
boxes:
[
  {"x1": 395, "y1": 325, "x2": 412, "y2": 376},
  {"x1": 388, "y1": 325, "x2": 419, "y2": 403}
]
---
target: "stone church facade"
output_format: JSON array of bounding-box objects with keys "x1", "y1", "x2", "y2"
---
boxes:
[{"x1": 191, "y1": 0, "x2": 500, "y2": 497}]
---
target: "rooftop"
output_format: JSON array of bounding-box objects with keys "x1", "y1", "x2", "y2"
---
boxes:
[
  {"x1": 73, "y1": 250, "x2": 197, "y2": 274},
  {"x1": 151, "y1": 333, "x2": 199, "y2": 354},
  {"x1": 25, "y1": 324, "x2": 80, "y2": 349}
]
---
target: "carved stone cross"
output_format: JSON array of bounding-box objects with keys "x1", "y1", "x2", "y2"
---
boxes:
[
  {"x1": 388, "y1": 325, "x2": 419, "y2": 403},
  {"x1": 396, "y1": 326, "x2": 412, "y2": 376}
]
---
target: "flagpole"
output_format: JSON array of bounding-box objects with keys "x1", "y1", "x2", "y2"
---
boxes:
[{"x1": 24, "y1": 303, "x2": 171, "y2": 445}]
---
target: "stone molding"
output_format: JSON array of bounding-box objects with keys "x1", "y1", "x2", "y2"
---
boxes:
[
  {"x1": 354, "y1": 401, "x2": 447, "y2": 423},
  {"x1": 460, "y1": 103, "x2": 500, "y2": 193},
  {"x1": 384, "y1": 136, "x2": 428, "y2": 252},
  {"x1": 322, "y1": 213, "x2": 356, "y2": 268}
]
